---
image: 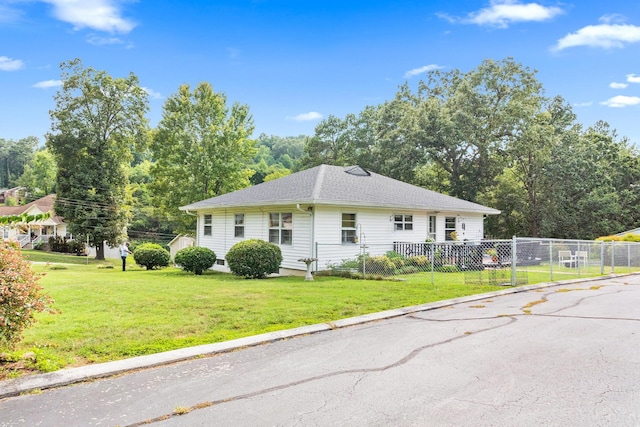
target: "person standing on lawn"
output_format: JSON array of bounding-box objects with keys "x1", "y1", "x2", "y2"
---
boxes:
[{"x1": 119, "y1": 242, "x2": 132, "y2": 271}]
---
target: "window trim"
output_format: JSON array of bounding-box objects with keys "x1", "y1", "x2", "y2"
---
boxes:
[
  {"x1": 269, "y1": 212, "x2": 293, "y2": 245},
  {"x1": 394, "y1": 214, "x2": 413, "y2": 231},
  {"x1": 341, "y1": 213, "x2": 357, "y2": 244},
  {"x1": 445, "y1": 216, "x2": 456, "y2": 241},
  {"x1": 234, "y1": 213, "x2": 244, "y2": 238},
  {"x1": 203, "y1": 214, "x2": 212, "y2": 236}
]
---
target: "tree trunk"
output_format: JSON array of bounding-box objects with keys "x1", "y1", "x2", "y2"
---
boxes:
[{"x1": 95, "y1": 242, "x2": 105, "y2": 260}]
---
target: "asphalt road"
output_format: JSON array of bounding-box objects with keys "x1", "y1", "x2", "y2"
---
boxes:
[{"x1": 1, "y1": 275, "x2": 639, "y2": 426}]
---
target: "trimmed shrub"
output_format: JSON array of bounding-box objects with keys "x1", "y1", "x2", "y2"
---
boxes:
[
  {"x1": 174, "y1": 246, "x2": 216, "y2": 275},
  {"x1": 407, "y1": 255, "x2": 429, "y2": 267},
  {"x1": 0, "y1": 241, "x2": 56, "y2": 348},
  {"x1": 226, "y1": 239, "x2": 282, "y2": 279},
  {"x1": 47, "y1": 236, "x2": 85, "y2": 255},
  {"x1": 363, "y1": 255, "x2": 396, "y2": 276},
  {"x1": 133, "y1": 243, "x2": 171, "y2": 270}
]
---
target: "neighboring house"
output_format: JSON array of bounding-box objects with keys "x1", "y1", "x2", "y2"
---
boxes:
[
  {"x1": 180, "y1": 164, "x2": 500, "y2": 273},
  {"x1": 0, "y1": 194, "x2": 67, "y2": 247},
  {"x1": 0, "y1": 186, "x2": 25, "y2": 204},
  {"x1": 168, "y1": 234, "x2": 195, "y2": 261},
  {"x1": 615, "y1": 227, "x2": 640, "y2": 237}
]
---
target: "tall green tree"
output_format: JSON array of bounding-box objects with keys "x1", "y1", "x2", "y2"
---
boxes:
[
  {"x1": 396, "y1": 58, "x2": 545, "y2": 201},
  {"x1": 18, "y1": 149, "x2": 57, "y2": 200},
  {"x1": 46, "y1": 59, "x2": 149, "y2": 259},
  {"x1": 150, "y1": 82, "x2": 255, "y2": 233},
  {"x1": 0, "y1": 136, "x2": 38, "y2": 188}
]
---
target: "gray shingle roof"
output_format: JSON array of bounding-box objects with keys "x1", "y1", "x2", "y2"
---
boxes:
[{"x1": 180, "y1": 164, "x2": 500, "y2": 214}]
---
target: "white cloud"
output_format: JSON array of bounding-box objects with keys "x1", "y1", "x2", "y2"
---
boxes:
[
  {"x1": 0, "y1": 56, "x2": 24, "y2": 71},
  {"x1": 287, "y1": 112, "x2": 323, "y2": 122},
  {"x1": 609, "y1": 82, "x2": 628, "y2": 89},
  {"x1": 601, "y1": 95, "x2": 640, "y2": 108},
  {"x1": 463, "y1": 0, "x2": 564, "y2": 28},
  {"x1": 404, "y1": 64, "x2": 444, "y2": 78},
  {"x1": 627, "y1": 74, "x2": 640, "y2": 83},
  {"x1": 573, "y1": 101, "x2": 593, "y2": 107},
  {"x1": 32, "y1": 80, "x2": 62, "y2": 88},
  {"x1": 86, "y1": 34, "x2": 124, "y2": 45},
  {"x1": 41, "y1": 0, "x2": 136, "y2": 33},
  {"x1": 0, "y1": 3, "x2": 23, "y2": 23},
  {"x1": 554, "y1": 23, "x2": 640, "y2": 50},
  {"x1": 142, "y1": 87, "x2": 162, "y2": 100}
]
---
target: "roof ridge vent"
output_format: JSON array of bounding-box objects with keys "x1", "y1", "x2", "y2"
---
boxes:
[{"x1": 344, "y1": 165, "x2": 371, "y2": 177}]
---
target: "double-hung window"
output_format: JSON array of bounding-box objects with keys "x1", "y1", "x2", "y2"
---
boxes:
[
  {"x1": 203, "y1": 214, "x2": 212, "y2": 236},
  {"x1": 341, "y1": 213, "x2": 357, "y2": 244},
  {"x1": 445, "y1": 216, "x2": 456, "y2": 241},
  {"x1": 234, "y1": 213, "x2": 244, "y2": 238},
  {"x1": 394, "y1": 214, "x2": 413, "y2": 231},
  {"x1": 269, "y1": 212, "x2": 292, "y2": 245}
]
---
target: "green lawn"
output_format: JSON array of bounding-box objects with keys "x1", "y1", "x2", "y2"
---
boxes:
[{"x1": 2, "y1": 250, "x2": 620, "y2": 378}]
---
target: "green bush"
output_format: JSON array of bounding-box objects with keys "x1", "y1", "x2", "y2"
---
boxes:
[
  {"x1": 47, "y1": 236, "x2": 85, "y2": 255},
  {"x1": 407, "y1": 255, "x2": 429, "y2": 267},
  {"x1": 226, "y1": 239, "x2": 282, "y2": 279},
  {"x1": 174, "y1": 246, "x2": 216, "y2": 275},
  {"x1": 1, "y1": 241, "x2": 55, "y2": 348},
  {"x1": 364, "y1": 255, "x2": 396, "y2": 276},
  {"x1": 133, "y1": 243, "x2": 171, "y2": 270}
]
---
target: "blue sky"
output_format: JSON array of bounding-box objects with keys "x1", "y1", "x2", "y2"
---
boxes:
[{"x1": 2, "y1": 0, "x2": 640, "y2": 145}]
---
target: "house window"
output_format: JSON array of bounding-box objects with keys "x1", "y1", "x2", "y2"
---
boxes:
[
  {"x1": 394, "y1": 214, "x2": 413, "y2": 231},
  {"x1": 234, "y1": 213, "x2": 244, "y2": 238},
  {"x1": 203, "y1": 214, "x2": 212, "y2": 236},
  {"x1": 445, "y1": 216, "x2": 456, "y2": 241},
  {"x1": 341, "y1": 213, "x2": 356, "y2": 244},
  {"x1": 428, "y1": 215, "x2": 436, "y2": 241},
  {"x1": 269, "y1": 212, "x2": 292, "y2": 245}
]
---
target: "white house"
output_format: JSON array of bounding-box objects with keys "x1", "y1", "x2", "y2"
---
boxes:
[
  {"x1": 180, "y1": 165, "x2": 500, "y2": 273},
  {"x1": 0, "y1": 194, "x2": 67, "y2": 247}
]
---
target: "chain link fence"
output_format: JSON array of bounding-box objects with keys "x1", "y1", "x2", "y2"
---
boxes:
[{"x1": 316, "y1": 237, "x2": 640, "y2": 286}]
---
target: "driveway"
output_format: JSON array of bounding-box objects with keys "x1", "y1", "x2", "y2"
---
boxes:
[{"x1": 1, "y1": 275, "x2": 639, "y2": 426}]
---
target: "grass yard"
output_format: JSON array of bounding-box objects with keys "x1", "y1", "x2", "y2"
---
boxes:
[{"x1": 1, "y1": 250, "x2": 511, "y2": 378}]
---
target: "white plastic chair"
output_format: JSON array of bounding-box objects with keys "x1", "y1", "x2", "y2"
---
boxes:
[{"x1": 558, "y1": 250, "x2": 576, "y2": 267}]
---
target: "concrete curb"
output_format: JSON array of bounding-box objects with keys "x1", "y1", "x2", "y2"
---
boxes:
[{"x1": 1, "y1": 273, "x2": 633, "y2": 399}]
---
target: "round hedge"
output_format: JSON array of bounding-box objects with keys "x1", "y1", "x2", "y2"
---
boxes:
[
  {"x1": 132, "y1": 243, "x2": 170, "y2": 270},
  {"x1": 226, "y1": 239, "x2": 282, "y2": 279},
  {"x1": 174, "y1": 246, "x2": 216, "y2": 275}
]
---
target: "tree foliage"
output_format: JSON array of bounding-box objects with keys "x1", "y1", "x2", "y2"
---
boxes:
[
  {"x1": 0, "y1": 136, "x2": 38, "y2": 189},
  {"x1": 46, "y1": 59, "x2": 149, "y2": 259},
  {"x1": 0, "y1": 241, "x2": 55, "y2": 348},
  {"x1": 18, "y1": 149, "x2": 57, "y2": 200},
  {"x1": 150, "y1": 82, "x2": 255, "y2": 233},
  {"x1": 301, "y1": 57, "x2": 640, "y2": 240}
]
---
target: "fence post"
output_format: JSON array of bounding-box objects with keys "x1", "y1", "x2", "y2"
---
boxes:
[
  {"x1": 628, "y1": 243, "x2": 631, "y2": 273},
  {"x1": 511, "y1": 236, "x2": 517, "y2": 286},
  {"x1": 549, "y1": 240, "x2": 553, "y2": 282},
  {"x1": 577, "y1": 241, "x2": 581, "y2": 277},
  {"x1": 430, "y1": 241, "x2": 435, "y2": 286},
  {"x1": 600, "y1": 241, "x2": 604, "y2": 275},
  {"x1": 611, "y1": 241, "x2": 615, "y2": 274}
]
